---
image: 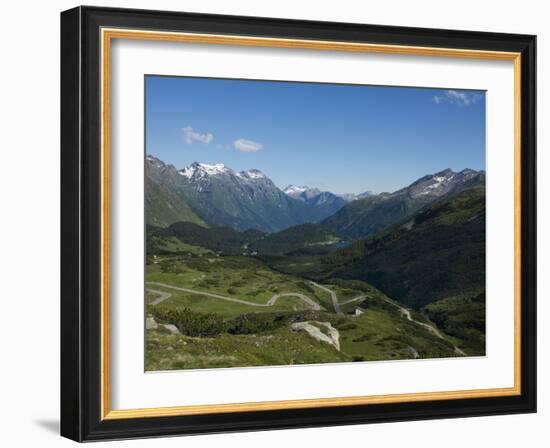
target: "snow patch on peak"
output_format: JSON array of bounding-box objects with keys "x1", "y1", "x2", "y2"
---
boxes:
[
  {"x1": 411, "y1": 168, "x2": 483, "y2": 197},
  {"x1": 284, "y1": 185, "x2": 308, "y2": 195},
  {"x1": 238, "y1": 169, "x2": 266, "y2": 180},
  {"x1": 146, "y1": 155, "x2": 164, "y2": 167},
  {"x1": 198, "y1": 162, "x2": 228, "y2": 175},
  {"x1": 432, "y1": 173, "x2": 454, "y2": 185},
  {"x1": 434, "y1": 168, "x2": 455, "y2": 178},
  {"x1": 416, "y1": 176, "x2": 450, "y2": 195},
  {"x1": 179, "y1": 165, "x2": 195, "y2": 179},
  {"x1": 180, "y1": 162, "x2": 230, "y2": 178}
]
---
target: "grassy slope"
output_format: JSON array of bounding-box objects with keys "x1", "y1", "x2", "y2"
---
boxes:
[
  {"x1": 145, "y1": 177, "x2": 207, "y2": 228},
  {"x1": 150, "y1": 221, "x2": 265, "y2": 256},
  {"x1": 146, "y1": 304, "x2": 458, "y2": 370},
  {"x1": 322, "y1": 171, "x2": 485, "y2": 240},
  {"x1": 322, "y1": 192, "x2": 422, "y2": 240},
  {"x1": 144, "y1": 186, "x2": 486, "y2": 370},
  {"x1": 228, "y1": 187, "x2": 485, "y2": 305},
  {"x1": 145, "y1": 253, "x2": 460, "y2": 370},
  {"x1": 151, "y1": 221, "x2": 341, "y2": 257},
  {"x1": 250, "y1": 223, "x2": 340, "y2": 255},
  {"x1": 422, "y1": 291, "x2": 485, "y2": 354},
  {"x1": 314, "y1": 186, "x2": 486, "y2": 309},
  {"x1": 147, "y1": 254, "x2": 329, "y2": 309},
  {"x1": 146, "y1": 327, "x2": 349, "y2": 371}
]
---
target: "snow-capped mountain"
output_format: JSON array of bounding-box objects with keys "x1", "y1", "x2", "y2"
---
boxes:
[
  {"x1": 284, "y1": 185, "x2": 374, "y2": 204},
  {"x1": 145, "y1": 157, "x2": 338, "y2": 232},
  {"x1": 356, "y1": 191, "x2": 375, "y2": 200},
  {"x1": 146, "y1": 156, "x2": 485, "y2": 238},
  {"x1": 283, "y1": 185, "x2": 347, "y2": 217},
  {"x1": 323, "y1": 168, "x2": 485, "y2": 240},
  {"x1": 180, "y1": 162, "x2": 229, "y2": 179},
  {"x1": 283, "y1": 185, "x2": 324, "y2": 201},
  {"x1": 283, "y1": 185, "x2": 310, "y2": 196},
  {"x1": 403, "y1": 168, "x2": 484, "y2": 199},
  {"x1": 180, "y1": 162, "x2": 267, "y2": 183}
]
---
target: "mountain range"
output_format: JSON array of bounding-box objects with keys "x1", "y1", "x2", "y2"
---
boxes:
[
  {"x1": 146, "y1": 173, "x2": 486, "y2": 311},
  {"x1": 145, "y1": 155, "x2": 486, "y2": 361},
  {"x1": 146, "y1": 155, "x2": 485, "y2": 239},
  {"x1": 321, "y1": 185, "x2": 486, "y2": 308},
  {"x1": 282, "y1": 185, "x2": 347, "y2": 218},
  {"x1": 282, "y1": 185, "x2": 374, "y2": 218},
  {"x1": 322, "y1": 168, "x2": 485, "y2": 240},
  {"x1": 147, "y1": 156, "x2": 345, "y2": 232}
]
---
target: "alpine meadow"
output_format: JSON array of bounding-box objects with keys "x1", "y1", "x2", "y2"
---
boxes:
[{"x1": 145, "y1": 76, "x2": 486, "y2": 371}]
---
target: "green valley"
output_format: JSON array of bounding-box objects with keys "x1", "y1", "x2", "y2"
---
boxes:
[
  {"x1": 146, "y1": 252, "x2": 462, "y2": 370},
  {"x1": 144, "y1": 156, "x2": 486, "y2": 371}
]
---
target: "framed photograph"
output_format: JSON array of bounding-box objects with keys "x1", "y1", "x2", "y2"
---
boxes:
[{"x1": 61, "y1": 6, "x2": 536, "y2": 442}]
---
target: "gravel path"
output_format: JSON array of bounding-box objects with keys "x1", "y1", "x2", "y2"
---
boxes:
[
  {"x1": 146, "y1": 281, "x2": 321, "y2": 310},
  {"x1": 148, "y1": 289, "x2": 172, "y2": 305},
  {"x1": 309, "y1": 281, "x2": 342, "y2": 314},
  {"x1": 146, "y1": 281, "x2": 465, "y2": 356},
  {"x1": 308, "y1": 281, "x2": 366, "y2": 314},
  {"x1": 384, "y1": 299, "x2": 467, "y2": 356},
  {"x1": 339, "y1": 295, "x2": 367, "y2": 305}
]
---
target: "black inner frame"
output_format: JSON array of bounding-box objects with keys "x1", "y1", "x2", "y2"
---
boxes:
[{"x1": 61, "y1": 6, "x2": 536, "y2": 442}]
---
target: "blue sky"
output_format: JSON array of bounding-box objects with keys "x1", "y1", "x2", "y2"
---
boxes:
[{"x1": 146, "y1": 75, "x2": 485, "y2": 194}]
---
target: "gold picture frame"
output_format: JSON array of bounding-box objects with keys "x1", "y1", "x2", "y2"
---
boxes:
[{"x1": 61, "y1": 6, "x2": 536, "y2": 441}]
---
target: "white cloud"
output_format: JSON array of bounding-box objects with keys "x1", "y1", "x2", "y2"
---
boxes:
[
  {"x1": 433, "y1": 89, "x2": 482, "y2": 106},
  {"x1": 182, "y1": 126, "x2": 214, "y2": 145},
  {"x1": 234, "y1": 138, "x2": 264, "y2": 153}
]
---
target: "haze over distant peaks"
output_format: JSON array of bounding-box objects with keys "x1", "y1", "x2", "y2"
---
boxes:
[
  {"x1": 281, "y1": 185, "x2": 348, "y2": 218},
  {"x1": 283, "y1": 185, "x2": 374, "y2": 204}
]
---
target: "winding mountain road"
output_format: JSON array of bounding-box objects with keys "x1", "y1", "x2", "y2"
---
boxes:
[
  {"x1": 146, "y1": 281, "x2": 321, "y2": 310},
  {"x1": 148, "y1": 289, "x2": 172, "y2": 305},
  {"x1": 307, "y1": 282, "x2": 466, "y2": 356},
  {"x1": 308, "y1": 281, "x2": 366, "y2": 314},
  {"x1": 309, "y1": 281, "x2": 342, "y2": 314},
  {"x1": 147, "y1": 280, "x2": 465, "y2": 356},
  {"x1": 383, "y1": 298, "x2": 467, "y2": 356},
  {"x1": 339, "y1": 295, "x2": 367, "y2": 306}
]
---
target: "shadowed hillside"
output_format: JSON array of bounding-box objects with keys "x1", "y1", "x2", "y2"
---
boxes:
[{"x1": 321, "y1": 186, "x2": 486, "y2": 309}]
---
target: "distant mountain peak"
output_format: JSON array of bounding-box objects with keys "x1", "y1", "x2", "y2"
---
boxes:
[
  {"x1": 431, "y1": 167, "x2": 484, "y2": 180},
  {"x1": 200, "y1": 162, "x2": 227, "y2": 172},
  {"x1": 146, "y1": 157, "x2": 339, "y2": 232},
  {"x1": 323, "y1": 167, "x2": 485, "y2": 240},
  {"x1": 282, "y1": 184, "x2": 347, "y2": 216},
  {"x1": 180, "y1": 162, "x2": 230, "y2": 179},
  {"x1": 284, "y1": 185, "x2": 325, "y2": 199},
  {"x1": 284, "y1": 185, "x2": 375, "y2": 205},
  {"x1": 459, "y1": 168, "x2": 483, "y2": 177},
  {"x1": 356, "y1": 191, "x2": 375, "y2": 199},
  {"x1": 179, "y1": 162, "x2": 269, "y2": 183},
  {"x1": 434, "y1": 168, "x2": 455, "y2": 177},
  {"x1": 400, "y1": 167, "x2": 484, "y2": 199},
  {"x1": 146, "y1": 155, "x2": 166, "y2": 168},
  {"x1": 237, "y1": 169, "x2": 266, "y2": 180},
  {"x1": 284, "y1": 185, "x2": 310, "y2": 195}
]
